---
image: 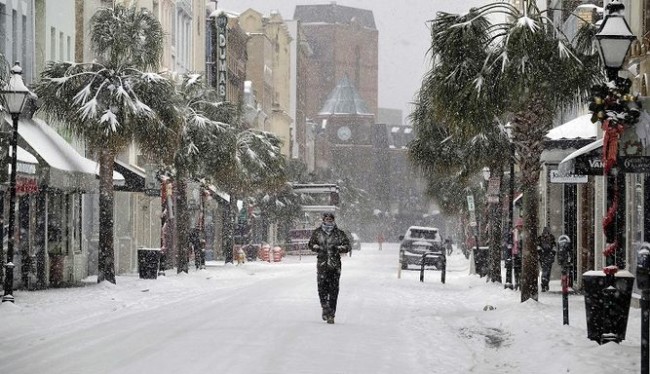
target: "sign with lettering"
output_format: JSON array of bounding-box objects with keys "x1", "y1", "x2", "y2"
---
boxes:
[
  {"x1": 216, "y1": 13, "x2": 228, "y2": 101},
  {"x1": 487, "y1": 177, "x2": 500, "y2": 203},
  {"x1": 16, "y1": 177, "x2": 38, "y2": 194},
  {"x1": 549, "y1": 169, "x2": 588, "y2": 184},
  {"x1": 16, "y1": 162, "x2": 36, "y2": 175},
  {"x1": 620, "y1": 156, "x2": 650, "y2": 173},
  {"x1": 467, "y1": 194, "x2": 476, "y2": 227}
]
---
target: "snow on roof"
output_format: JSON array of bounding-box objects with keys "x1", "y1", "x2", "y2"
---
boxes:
[
  {"x1": 207, "y1": 184, "x2": 230, "y2": 202},
  {"x1": 209, "y1": 9, "x2": 239, "y2": 19},
  {"x1": 14, "y1": 116, "x2": 123, "y2": 185},
  {"x1": 545, "y1": 114, "x2": 597, "y2": 140},
  {"x1": 576, "y1": 4, "x2": 603, "y2": 13}
]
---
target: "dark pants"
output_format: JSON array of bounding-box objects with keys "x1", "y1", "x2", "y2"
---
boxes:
[
  {"x1": 194, "y1": 247, "x2": 205, "y2": 269},
  {"x1": 540, "y1": 256, "x2": 554, "y2": 291},
  {"x1": 317, "y1": 267, "x2": 341, "y2": 317}
]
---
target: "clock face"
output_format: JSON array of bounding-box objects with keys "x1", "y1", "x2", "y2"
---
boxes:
[{"x1": 337, "y1": 126, "x2": 352, "y2": 141}]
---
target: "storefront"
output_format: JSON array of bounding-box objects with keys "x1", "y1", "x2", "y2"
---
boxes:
[{"x1": 2, "y1": 115, "x2": 123, "y2": 289}]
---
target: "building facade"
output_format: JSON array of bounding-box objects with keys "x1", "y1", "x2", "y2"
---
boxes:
[{"x1": 293, "y1": 3, "x2": 378, "y2": 119}]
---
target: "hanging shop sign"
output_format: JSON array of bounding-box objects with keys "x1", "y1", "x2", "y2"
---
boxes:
[
  {"x1": 549, "y1": 169, "x2": 588, "y2": 184},
  {"x1": 16, "y1": 176, "x2": 38, "y2": 194},
  {"x1": 216, "y1": 13, "x2": 228, "y2": 101}
]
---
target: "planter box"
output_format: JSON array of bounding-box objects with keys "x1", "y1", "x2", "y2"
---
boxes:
[{"x1": 583, "y1": 270, "x2": 635, "y2": 344}]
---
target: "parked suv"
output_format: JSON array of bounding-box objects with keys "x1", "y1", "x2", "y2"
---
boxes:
[{"x1": 399, "y1": 226, "x2": 445, "y2": 270}]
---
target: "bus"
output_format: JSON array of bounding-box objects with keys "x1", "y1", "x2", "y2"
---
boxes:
[{"x1": 287, "y1": 183, "x2": 340, "y2": 255}]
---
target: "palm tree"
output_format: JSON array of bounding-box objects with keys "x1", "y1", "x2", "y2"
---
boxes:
[
  {"x1": 33, "y1": 4, "x2": 177, "y2": 284},
  {"x1": 408, "y1": 115, "x2": 508, "y2": 283},
  {"x1": 165, "y1": 73, "x2": 234, "y2": 273},
  {"x1": 207, "y1": 120, "x2": 287, "y2": 262},
  {"x1": 414, "y1": 1, "x2": 601, "y2": 301}
]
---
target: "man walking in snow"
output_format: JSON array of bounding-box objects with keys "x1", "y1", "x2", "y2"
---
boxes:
[
  {"x1": 537, "y1": 226, "x2": 556, "y2": 292},
  {"x1": 308, "y1": 212, "x2": 350, "y2": 324}
]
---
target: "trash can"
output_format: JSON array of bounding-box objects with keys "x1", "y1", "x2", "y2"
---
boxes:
[
  {"x1": 473, "y1": 246, "x2": 489, "y2": 277},
  {"x1": 583, "y1": 269, "x2": 635, "y2": 344},
  {"x1": 138, "y1": 248, "x2": 161, "y2": 279}
]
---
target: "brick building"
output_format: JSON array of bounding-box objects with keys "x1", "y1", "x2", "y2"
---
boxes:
[{"x1": 293, "y1": 2, "x2": 378, "y2": 119}]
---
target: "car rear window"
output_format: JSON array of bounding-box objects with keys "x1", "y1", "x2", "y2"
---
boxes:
[{"x1": 409, "y1": 229, "x2": 438, "y2": 240}]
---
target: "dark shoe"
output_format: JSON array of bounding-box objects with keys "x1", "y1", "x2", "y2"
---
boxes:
[
  {"x1": 322, "y1": 308, "x2": 330, "y2": 321},
  {"x1": 327, "y1": 316, "x2": 335, "y2": 324}
]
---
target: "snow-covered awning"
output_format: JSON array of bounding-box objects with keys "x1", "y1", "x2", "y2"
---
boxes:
[
  {"x1": 558, "y1": 139, "x2": 603, "y2": 175},
  {"x1": 17, "y1": 146, "x2": 38, "y2": 165},
  {"x1": 545, "y1": 114, "x2": 597, "y2": 141},
  {"x1": 10, "y1": 116, "x2": 124, "y2": 191},
  {"x1": 542, "y1": 114, "x2": 599, "y2": 164},
  {"x1": 207, "y1": 184, "x2": 230, "y2": 203},
  {"x1": 114, "y1": 160, "x2": 145, "y2": 192}
]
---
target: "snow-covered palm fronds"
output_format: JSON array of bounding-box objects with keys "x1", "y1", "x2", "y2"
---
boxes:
[
  {"x1": 36, "y1": 60, "x2": 176, "y2": 151},
  {"x1": 90, "y1": 3, "x2": 163, "y2": 70}
]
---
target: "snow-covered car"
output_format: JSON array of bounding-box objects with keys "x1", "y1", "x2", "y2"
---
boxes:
[
  {"x1": 398, "y1": 226, "x2": 445, "y2": 270},
  {"x1": 350, "y1": 232, "x2": 361, "y2": 250}
]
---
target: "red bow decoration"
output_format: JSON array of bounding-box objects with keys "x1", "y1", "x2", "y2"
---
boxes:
[{"x1": 602, "y1": 119, "x2": 624, "y2": 174}]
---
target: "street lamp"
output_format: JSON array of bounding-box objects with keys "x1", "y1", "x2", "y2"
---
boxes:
[
  {"x1": 504, "y1": 122, "x2": 515, "y2": 290},
  {"x1": 595, "y1": 0, "x2": 636, "y2": 82},
  {"x1": 582, "y1": 0, "x2": 638, "y2": 346},
  {"x1": 1, "y1": 62, "x2": 30, "y2": 303}
]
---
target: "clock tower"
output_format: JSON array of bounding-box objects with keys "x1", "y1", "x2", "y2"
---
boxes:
[{"x1": 314, "y1": 75, "x2": 376, "y2": 194}]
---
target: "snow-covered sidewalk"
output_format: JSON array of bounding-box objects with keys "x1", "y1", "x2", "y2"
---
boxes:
[{"x1": 0, "y1": 243, "x2": 642, "y2": 373}]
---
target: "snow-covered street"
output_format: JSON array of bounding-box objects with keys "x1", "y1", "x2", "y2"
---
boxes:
[{"x1": 0, "y1": 243, "x2": 642, "y2": 373}]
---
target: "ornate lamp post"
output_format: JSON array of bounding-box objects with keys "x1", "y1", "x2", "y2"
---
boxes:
[
  {"x1": 1, "y1": 63, "x2": 30, "y2": 303},
  {"x1": 584, "y1": 0, "x2": 638, "y2": 345}
]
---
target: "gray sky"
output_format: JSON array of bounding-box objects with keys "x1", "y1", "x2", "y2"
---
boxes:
[{"x1": 218, "y1": 0, "x2": 492, "y2": 123}]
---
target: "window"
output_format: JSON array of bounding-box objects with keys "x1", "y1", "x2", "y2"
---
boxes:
[{"x1": 67, "y1": 36, "x2": 71, "y2": 61}]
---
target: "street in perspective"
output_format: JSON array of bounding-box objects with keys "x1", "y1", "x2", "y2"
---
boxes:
[
  {"x1": 1, "y1": 0, "x2": 650, "y2": 373},
  {"x1": 0, "y1": 243, "x2": 642, "y2": 374}
]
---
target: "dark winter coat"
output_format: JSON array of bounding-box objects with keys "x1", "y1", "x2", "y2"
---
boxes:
[
  {"x1": 307, "y1": 225, "x2": 350, "y2": 272},
  {"x1": 537, "y1": 230, "x2": 557, "y2": 267}
]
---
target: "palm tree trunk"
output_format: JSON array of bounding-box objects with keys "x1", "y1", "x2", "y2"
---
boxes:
[
  {"x1": 520, "y1": 181, "x2": 540, "y2": 302},
  {"x1": 176, "y1": 177, "x2": 189, "y2": 273},
  {"x1": 514, "y1": 97, "x2": 548, "y2": 302},
  {"x1": 97, "y1": 149, "x2": 116, "y2": 284},
  {"x1": 223, "y1": 193, "x2": 235, "y2": 264}
]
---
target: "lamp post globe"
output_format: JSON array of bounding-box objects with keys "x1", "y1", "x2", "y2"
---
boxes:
[
  {"x1": 1, "y1": 62, "x2": 30, "y2": 303},
  {"x1": 595, "y1": 0, "x2": 636, "y2": 81}
]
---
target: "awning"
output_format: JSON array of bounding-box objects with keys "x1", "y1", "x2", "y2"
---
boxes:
[
  {"x1": 114, "y1": 160, "x2": 145, "y2": 192},
  {"x1": 545, "y1": 114, "x2": 597, "y2": 141},
  {"x1": 8, "y1": 116, "x2": 124, "y2": 191},
  {"x1": 558, "y1": 139, "x2": 603, "y2": 175},
  {"x1": 17, "y1": 146, "x2": 38, "y2": 165},
  {"x1": 207, "y1": 184, "x2": 230, "y2": 203}
]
